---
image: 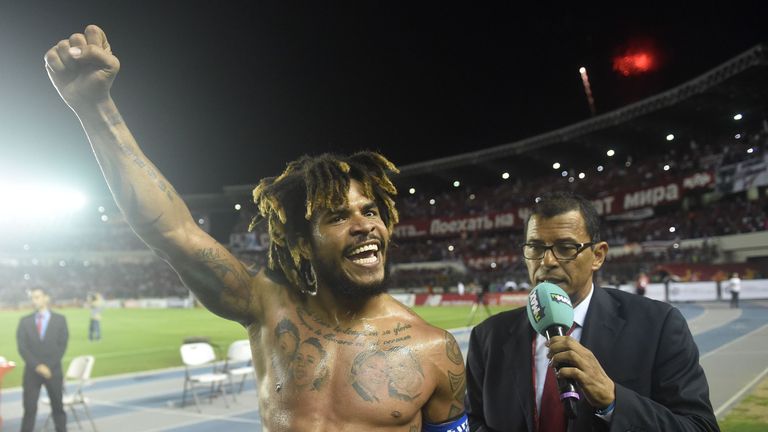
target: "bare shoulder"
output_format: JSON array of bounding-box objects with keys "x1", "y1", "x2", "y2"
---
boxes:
[
  {"x1": 381, "y1": 298, "x2": 467, "y2": 422},
  {"x1": 381, "y1": 297, "x2": 464, "y2": 369},
  {"x1": 223, "y1": 266, "x2": 296, "y2": 326}
]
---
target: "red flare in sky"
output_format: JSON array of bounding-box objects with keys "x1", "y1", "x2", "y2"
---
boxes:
[{"x1": 613, "y1": 51, "x2": 655, "y2": 76}]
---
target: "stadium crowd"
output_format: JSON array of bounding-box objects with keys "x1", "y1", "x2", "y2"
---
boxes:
[{"x1": 1, "y1": 119, "x2": 766, "y2": 305}]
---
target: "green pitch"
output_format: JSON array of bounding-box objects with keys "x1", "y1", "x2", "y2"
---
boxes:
[
  {"x1": 0, "y1": 305, "x2": 513, "y2": 389},
  {"x1": 2, "y1": 304, "x2": 762, "y2": 431}
]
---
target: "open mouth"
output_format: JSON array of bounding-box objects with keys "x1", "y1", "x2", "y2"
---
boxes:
[
  {"x1": 537, "y1": 277, "x2": 566, "y2": 286},
  {"x1": 345, "y1": 241, "x2": 381, "y2": 266}
]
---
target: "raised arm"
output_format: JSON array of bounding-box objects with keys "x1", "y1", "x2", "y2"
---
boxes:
[{"x1": 44, "y1": 25, "x2": 260, "y2": 324}]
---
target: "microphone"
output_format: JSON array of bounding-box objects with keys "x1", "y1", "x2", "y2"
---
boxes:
[{"x1": 526, "y1": 282, "x2": 579, "y2": 419}]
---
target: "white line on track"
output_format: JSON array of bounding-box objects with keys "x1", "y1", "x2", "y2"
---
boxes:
[
  {"x1": 715, "y1": 364, "x2": 768, "y2": 418},
  {"x1": 700, "y1": 322, "x2": 768, "y2": 360},
  {"x1": 92, "y1": 398, "x2": 262, "y2": 425}
]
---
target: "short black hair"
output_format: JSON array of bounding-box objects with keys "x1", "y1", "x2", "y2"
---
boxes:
[
  {"x1": 525, "y1": 192, "x2": 601, "y2": 242},
  {"x1": 274, "y1": 318, "x2": 299, "y2": 340}
]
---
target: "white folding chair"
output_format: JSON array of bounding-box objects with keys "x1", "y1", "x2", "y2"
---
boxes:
[
  {"x1": 223, "y1": 339, "x2": 256, "y2": 400},
  {"x1": 43, "y1": 355, "x2": 97, "y2": 431},
  {"x1": 180, "y1": 342, "x2": 230, "y2": 412}
]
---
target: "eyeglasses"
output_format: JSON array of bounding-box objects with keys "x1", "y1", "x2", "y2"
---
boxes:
[{"x1": 522, "y1": 242, "x2": 595, "y2": 261}]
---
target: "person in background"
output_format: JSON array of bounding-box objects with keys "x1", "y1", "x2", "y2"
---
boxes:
[
  {"x1": 16, "y1": 287, "x2": 69, "y2": 432},
  {"x1": 466, "y1": 279, "x2": 492, "y2": 326},
  {"x1": 86, "y1": 292, "x2": 104, "y2": 341},
  {"x1": 728, "y1": 272, "x2": 741, "y2": 308},
  {"x1": 635, "y1": 271, "x2": 649, "y2": 297}
]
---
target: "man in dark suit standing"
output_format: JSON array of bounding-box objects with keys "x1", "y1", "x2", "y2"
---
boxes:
[
  {"x1": 465, "y1": 192, "x2": 718, "y2": 431},
  {"x1": 16, "y1": 287, "x2": 69, "y2": 432}
]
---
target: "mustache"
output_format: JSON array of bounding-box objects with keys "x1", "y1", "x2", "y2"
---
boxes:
[{"x1": 348, "y1": 233, "x2": 387, "y2": 251}]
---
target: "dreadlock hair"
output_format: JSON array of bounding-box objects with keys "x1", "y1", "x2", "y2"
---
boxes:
[{"x1": 250, "y1": 151, "x2": 399, "y2": 293}]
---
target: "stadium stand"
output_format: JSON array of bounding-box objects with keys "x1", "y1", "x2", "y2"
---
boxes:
[{"x1": 1, "y1": 44, "x2": 767, "y2": 307}]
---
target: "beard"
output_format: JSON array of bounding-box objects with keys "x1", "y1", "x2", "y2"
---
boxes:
[{"x1": 313, "y1": 257, "x2": 390, "y2": 302}]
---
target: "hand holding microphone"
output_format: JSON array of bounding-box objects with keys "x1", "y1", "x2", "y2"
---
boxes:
[
  {"x1": 526, "y1": 282, "x2": 580, "y2": 419},
  {"x1": 527, "y1": 282, "x2": 616, "y2": 418}
]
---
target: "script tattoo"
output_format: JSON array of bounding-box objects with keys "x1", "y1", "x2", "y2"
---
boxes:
[
  {"x1": 295, "y1": 307, "x2": 413, "y2": 348},
  {"x1": 445, "y1": 331, "x2": 463, "y2": 365},
  {"x1": 105, "y1": 110, "x2": 124, "y2": 126},
  {"x1": 116, "y1": 141, "x2": 176, "y2": 203}
]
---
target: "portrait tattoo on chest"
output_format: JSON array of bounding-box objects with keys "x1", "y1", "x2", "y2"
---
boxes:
[
  {"x1": 273, "y1": 308, "x2": 426, "y2": 402},
  {"x1": 273, "y1": 317, "x2": 329, "y2": 391},
  {"x1": 349, "y1": 345, "x2": 424, "y2": 404}
]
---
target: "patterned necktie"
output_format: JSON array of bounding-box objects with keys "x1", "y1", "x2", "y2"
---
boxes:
[
  {"x1": 36, "y1": 314, "x2": 43, "y2": 338},
  {"x1": 539, "y1": 324, "x2": 576, "y2": 432}
]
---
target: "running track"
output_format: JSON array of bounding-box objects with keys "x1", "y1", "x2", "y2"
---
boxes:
[{"x1": 2, "y1": 301, "x2": 766, "y2": 431}]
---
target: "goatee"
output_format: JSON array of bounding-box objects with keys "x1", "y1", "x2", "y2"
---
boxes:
[{"x1": 317, "y1": 261, "x2": 390, "y2": 302}]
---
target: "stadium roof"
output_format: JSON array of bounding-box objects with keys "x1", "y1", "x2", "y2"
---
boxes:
[
  {"x1": 392, "y1": 43, "x2": 768, "y2": 193},
  {"x1": 221, "y1": 43, "x2": 768, "y2": 198}
]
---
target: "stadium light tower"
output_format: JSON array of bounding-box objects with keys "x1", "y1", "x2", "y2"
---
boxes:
[
  {"x1": 0, "y1": 182, "x2": 87, "y2": 227},
  {"x1": 579, "y1": 66, "x2": 596, "y2": 116}
]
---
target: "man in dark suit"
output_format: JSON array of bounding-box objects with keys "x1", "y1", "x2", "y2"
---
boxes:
[
  {"x1": 17, "y1": 287, "x2": 69, "y2": 431},
  {"x1": 465, "y1": 192, "x2": 719, "y2": 431}
]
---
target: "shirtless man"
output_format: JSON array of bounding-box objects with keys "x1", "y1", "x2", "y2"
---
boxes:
[{"x1": 45, "y1": 25, "x2": 467, "y2": 431}]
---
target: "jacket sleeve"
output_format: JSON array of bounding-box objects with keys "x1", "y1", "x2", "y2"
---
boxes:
[
  {"x1": 465, "y1": 326, "x2": 491, "y2": 432},
  {"x1": 609, "y1": 307, "x2": 720, "y2": 432},
  {"x1": 16, "y1": 317, "x2": 42, "y2": 367},
  {"x1": 52, "y1": 314, "x2": 69, "y2": 366}
]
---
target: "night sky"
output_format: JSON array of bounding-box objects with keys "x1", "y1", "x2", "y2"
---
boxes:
[{"x1": 1, "y1": 2, "x2": 766, "y2": 198}]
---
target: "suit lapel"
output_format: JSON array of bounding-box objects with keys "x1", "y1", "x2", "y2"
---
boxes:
[
  {"x1": 503, "y1": 314, "x2": 537, "y2": 432},
  {"x1": 575, "y1": 287, "x2": 625, "y2": 428},
  {"x1": 581, "y1": 287, "x2": 624, "y2": 366},
  {"x1": 25, "y1": 314, "x2": 38, "y2": 340}
]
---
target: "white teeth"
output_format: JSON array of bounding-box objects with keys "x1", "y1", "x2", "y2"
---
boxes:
[
  {"x1": 351, "y1": 256, "x2": 378, "y2": 265},
  {"x1": 349, "y1": 244, "x2": 379, "y2": 256}
]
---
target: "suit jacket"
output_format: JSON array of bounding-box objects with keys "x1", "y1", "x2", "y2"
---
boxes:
[
  {"x1": 16, "y1": 311, "x2": 69, "y2": 374},
  {"x1": 465, "y1": 287, "x2": 719, "y2": 432}
]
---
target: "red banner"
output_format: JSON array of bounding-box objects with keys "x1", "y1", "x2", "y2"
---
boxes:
[
  {"x1": 395, "y1": 172, "x2": 714, "y2": 239},
  {"x1": 413, "y1": 293, "x2": 528, "y2": 307}
]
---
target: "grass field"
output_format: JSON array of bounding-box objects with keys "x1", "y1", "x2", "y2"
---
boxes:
[
  {"x1": 1, "y1": 304, "x2": 764, "y2": 430},
  {"x1": 0, "y1": 304, "x2": 513, "y2": 389},
  {"x1": 719, "y1": 375, "x2": 768, "y2": 432}
]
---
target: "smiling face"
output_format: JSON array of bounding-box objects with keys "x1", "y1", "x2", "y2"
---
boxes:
[
  {"x1": 386, "y1": 348, "x2": 424, "y2": 398},
  {"x1": 525, "y1": 210, "x2": 608, "y2": 306},
  {"x1": 306, "y1": 179, "x2": 390, "y2": 300},
  {"x1": 292, "y1": 341, "x2": 320, "y2": 386}
]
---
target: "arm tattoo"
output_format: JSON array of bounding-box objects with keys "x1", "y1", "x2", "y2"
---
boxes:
[
  {"x1": 448, "y1": 370, "x2": 466, "y2": 404},
  {"x1": 105, "y1": 110, "x2": 124, "y2": 126},
  {"x1": 116, "y1": 142, "x2": 176, "y2": 202},
  {"x1": 448, "y1": 404, "x2": 463, "y2": 420},
  {"x1": 195, "y1": 248, "x2": 250, "y2": 288},
  {"x1": 445, "y1": 331, "x2": 463, "y2": 365}
]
